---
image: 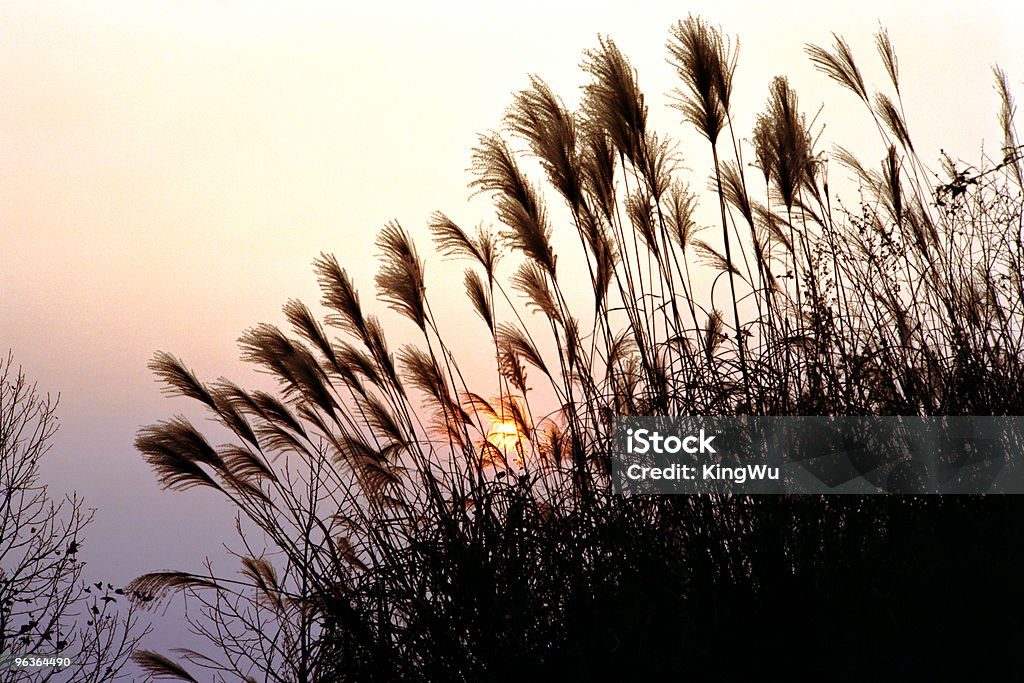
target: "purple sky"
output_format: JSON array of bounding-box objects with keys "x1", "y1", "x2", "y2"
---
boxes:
[{"x1": 3, "y1": 0, "x2": 1021, "y2": 673}]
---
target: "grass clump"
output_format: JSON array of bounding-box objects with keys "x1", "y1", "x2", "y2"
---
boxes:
[{"x1": 130, "y1": 18, "x2": 1023, "y2": 682}]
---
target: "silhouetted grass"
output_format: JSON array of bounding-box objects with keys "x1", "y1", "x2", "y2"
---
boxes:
[{"x1": 130, "y1": 18, "x2": 1023, "y2": 681}]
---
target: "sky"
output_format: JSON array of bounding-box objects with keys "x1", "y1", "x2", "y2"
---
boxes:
[{"x1": 2, "y1": 0, "x2": 1021, "y2": 669}]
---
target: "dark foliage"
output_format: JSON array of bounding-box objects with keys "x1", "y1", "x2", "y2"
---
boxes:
[{"x1": 131, "y1": 19, "x2": 1023, "y2": 682}]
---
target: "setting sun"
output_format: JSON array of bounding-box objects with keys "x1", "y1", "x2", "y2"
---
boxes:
[
  {"x1": 487, "y1": 421, "x2": 524, "y2": 450},
  {"x1": 4, "y1": 2, "x2": 1021, "y2": 679}
]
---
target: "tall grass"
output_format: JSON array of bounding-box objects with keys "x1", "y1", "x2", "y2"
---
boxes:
[{"x1": 130, "y1": 18, "x2": 1023, "y2": 681}]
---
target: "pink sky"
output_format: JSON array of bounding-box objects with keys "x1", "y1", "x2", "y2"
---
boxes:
[{"x1": 2, "y1": 0, "x2": 1021, "y2": 660}]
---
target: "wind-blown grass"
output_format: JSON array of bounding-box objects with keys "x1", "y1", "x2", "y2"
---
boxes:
[{"x1": 130, "y1": 19, "x2": 1023, "y2": 681}]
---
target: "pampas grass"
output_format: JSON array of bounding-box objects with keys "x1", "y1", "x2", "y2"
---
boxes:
[{"x1": 131, "y1": 19, "x2": 1024, "y2": 681}]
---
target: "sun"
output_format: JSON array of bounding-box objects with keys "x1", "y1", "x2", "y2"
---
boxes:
[{"x1": 487, "y1": 421, "x2": 524, "y2": 450}]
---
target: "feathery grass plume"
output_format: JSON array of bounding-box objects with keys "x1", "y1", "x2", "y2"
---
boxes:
[
  {"x1": 251, "y1": 417, "x2": 307, "y2": 457},
  {"x1": 539, "y1": 422, "x2": 565, "y2": 466},
  {"x1": 563, "y1": 315, "x2": 581, "y2": 372},
  {"x1": 754, "y1": 203, "x2": 793, "y2": 254},
  {"x1": 211, "y1": 380, "x2": 288, "y2": 448},
  {"x1": 497, "y1": 345, "x2": 529, "y2": 396},
  {"x1": 361, "y1": 393, "x2": 409, "y2": 447},
  {"x1": 463, "y1": 269, "x2": 494, "y2": 334},
  {"x1": 316, "y1": 346, "x2": 369, "y2": 397},
  {"x1": 131, "y1": 650, "x2": 201, "y2": 682},
  {"x1": 625, "y1": 188, "x2": 658, "y2": 255},
  {"x1": 398, "y1": 344, "x2": 450, "y2": 406},
  {"x1": 664, "y1": 179, "x2": 700, "y2": 250},
  {"x1": 496, "y1": 323, "x2": 551, "y2": 379},
  {"x1": 239, "y1": 323, "x2": 338, "y2": 418},
  {"x1": 833, "y1": 145, "x2": 875, "y2": 186},
  {"x1": 426, "y1": 399, "x2": 475, "y2": 451},
  {"x1": 429, "y1": 211, "x2": 479, "y2": 260},
  {"x1": 284, "y1": 298, "x2": 340, "y2": 371},
  {"x1": 577, "y1": 205, "x2": 608, "y2": 265},
  {"x1": 334, "y1": 535, "x2": 369, "y2": 571},
  {"x1": 719, "y1": 160, "x2": 753, "y2": 227},
  {"x1": 640, "y1": 130, "x2": 676, "y2": 201},
  {"x1": 875, "y1": 93, "x2": 913, "y2": 151},
  {"x1": 719, "y1": 160, "x2": 774, "y2": 294},
  {"x1": 128, "y1": 572, "x2": 224, "y2": 607},
  {"x1": 209, "y1": 377, "x2": 261, "y2": 415},
  {"x1": 343, "y1": 440, "x2": 410, "y2": 496},
  {"x1": 511, "y1": 261, "x2": 563, "y2": 323},
  {"x1": 149, "y1": 351, "x2": 216, "y2": 408},
  {"x1": 499, "y1": 395, "x2": 531, "y2": 445},
  {"x1": 606, "y1": 329, "x2": 638, "y2": 370},
  {"x1": 474, "y1": 227, "x2": 502, "y2": 282},
  {"x1": 905, "y1": 193, "x2": 940, "y2": 257},
  {"x1": 356, "y1": 458, "x2": 403, "y2": 501},
  {"x1": 314, "y1": 252, "x2": 368, "y2": 341},
  {"x1": 752, "y1": 117, "x2": 773, "y2": 186},
  {"x1": 610, "y1": 354, "x2": 642, "y2": 414},
  {"x1": 668, "y1": 14, "x2": 750, "y2": 406},
  {"x1": 335, "y1": 344, "x2": 380, "y2": 393},
  {"x1": 806, "y1": 33, "x2": 869, "y2": 104},
  {"x1": 375, "y1": 221, "x2": 427, "y2": 331},
  {"x1": 993, "y1": 66, "x2": 1023, "y2": 188},
  {"x1": 468, "y1": 393, "x2": 532, "y2": 450},
  {"x1": 135, "y1": 418, "x2": 224, "y2": 492},
  {"x1": 296, "y1": 402, "x2": 342, "y2": 449},
  {"x1": 240, "y1": 556, "x2": 285, "y2": 612},
  {"x1": 332, "y1": 429, "x2": 385, "y2": 467},
  {"x1": 506, "y1": 75, "x2": 583, "y2": 210},
  {"x1": 361, "y1": 315, "x2": 402, "y2": 390},
  {"x1": 471, "y1": 133, "x2": 557, "y2": 274},
  {"x1": 667, "y1": 15, "x2": 737, "y2": 144},
  {"x1": 581, "y1": 35, "x2": 648, "y2": 165},
  {"x1": 875, "y1": 27, "x2": 900, "y2": 93},
  {"x1": 749, "y1": 225, "x2": 778, "y2": 293},
  {"x1": 429, "y1": 212, "x2": 502, "y2": 282},
  {"x1": 693, "y1": 239, "x2": 748, "y2": 283},
  {"x1": 250, "y1": 390, "x2": 308, "y2": 439},
  {"x1": 219, "y1": 445, "x2": 277, "y2": 483},
  {"x1": 882, "y1": 145, "x2": 903, "y2": 224},
  {"x1": 580, "y1": 127, "x2": 618, "y2": 221},
  {"x1": 207, "y1": 384, "x2": 261, "y2": 448},
  {"x1": 461, "y1": 391, "x2": 501, "y2": 424},
  {"x1": 591, "y1": 229, "x2": 615, "y2": 312},
  {"x1": 703, "y1": 309, "x2": 726, "y2": 358},
  {"x1": 755, "y1": 76, "x2": 815, "y2": 212},
  {"x1": 475, "y1": 439, "x2": 505, "y2": 470}
]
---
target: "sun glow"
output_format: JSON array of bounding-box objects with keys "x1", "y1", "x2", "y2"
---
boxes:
[{"x1": 487, "y1": 421, "x2": 524, "y2": 450}]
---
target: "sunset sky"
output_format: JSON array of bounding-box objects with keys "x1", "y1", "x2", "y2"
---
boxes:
[{"x1": 2, "y1": 0, "x2": 1021, "y2": 660}]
